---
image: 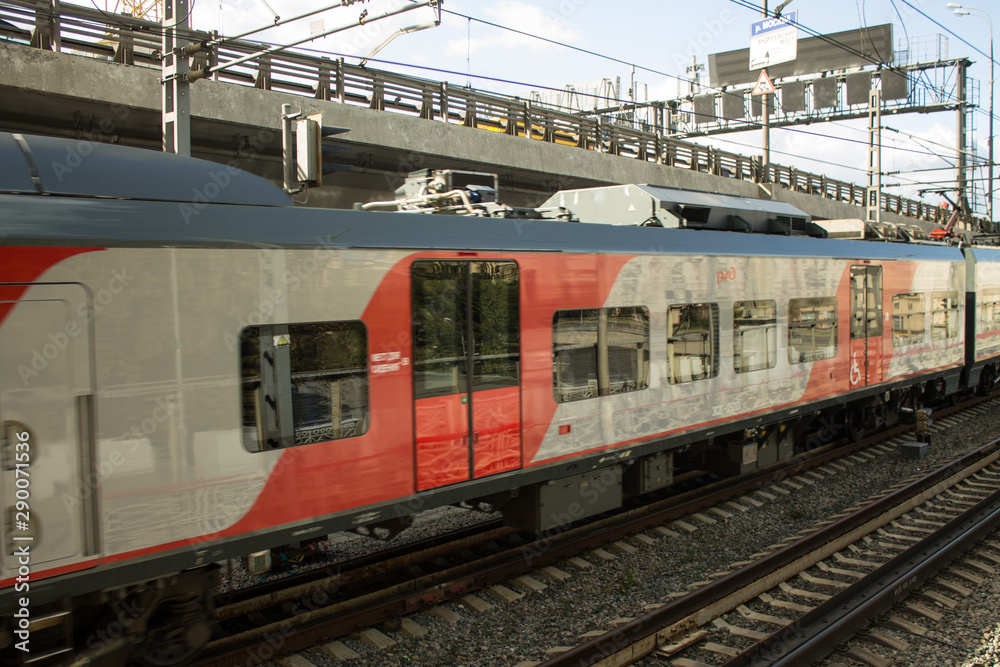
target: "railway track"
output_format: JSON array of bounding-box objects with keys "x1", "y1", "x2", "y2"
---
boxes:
[
  {"x1": 191, "y1": 393, "x2": 999, "y2": 666},
  {"x1": 538, "y1": 428, "x2": 1000, "y2": 666}
]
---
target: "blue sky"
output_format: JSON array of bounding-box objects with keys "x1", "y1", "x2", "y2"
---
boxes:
[{"x1": 92, "y1": 0, "x2": 1000, "y2": 211}]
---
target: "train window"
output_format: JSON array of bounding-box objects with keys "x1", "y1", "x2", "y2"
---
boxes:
[
  {"x1": 553, "y1": 307, "x2": 649, "y2": 402},
  {"x1": 891, "y1": 293, "x2": 926, "y2": 347},
  {"x1": 240, "y1": 321, "x2": 369, "y2": 451},
  {"x1": 668, "y1": 303, "x2": 719, "y2": 384},
  {"x1": 733, "y1": 300, "x2": 777, "y2": 373},
  {"x1": 850, "y1": 266, "x2": 883, "y2": 339},
  {"x1": 980, "y1": 289, "x2": 1000, "y2": 332},
  {"x1": 788, "y1": 297, "x2": 838, "y2": 363},
  {"x1": 931, "y1": 292, "x2": 960, "y2": 341}
]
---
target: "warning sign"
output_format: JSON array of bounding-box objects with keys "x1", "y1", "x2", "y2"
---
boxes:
[{"x1": 751, "y1": 69, "x2": 776, "y2": 96}]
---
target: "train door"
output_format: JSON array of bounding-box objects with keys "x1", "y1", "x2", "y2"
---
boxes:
[
  {"x1": 849, "y1": 265, "x2": 884, "y2": 388},
  {"x1": 411, "y1": 260, "x2": 521, "y2": 491},
  {"x1": 0, "y1": 284, "x2": 99, "y2": 572}
]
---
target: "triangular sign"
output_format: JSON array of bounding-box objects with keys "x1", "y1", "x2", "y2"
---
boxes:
[{"x1": 751, "y1": 69, "x2": 776, "y2": 96}]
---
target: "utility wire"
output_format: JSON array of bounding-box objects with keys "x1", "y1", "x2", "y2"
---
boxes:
[
  {"x1": 68, "y1": 1, "x2": 972, "y2": 175},
  {"x1": 437, "y1": 5, "x2": 968, "y2": 169},
  {"x1": 729, "y1": 0, "x2": 1000, "y2": 127}
]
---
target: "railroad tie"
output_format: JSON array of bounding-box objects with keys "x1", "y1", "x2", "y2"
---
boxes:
[
  {"x1": 841, "y1": 645, "x2": 893, "y2": 667},
  {"x1": 711, "y1": 617, "x2": 768, "y2": 641},
  {"x1": 669, "y1": 658, "x2": 715, "y2": 667},
  {"x1": 891, "y1": 519, "x2": 935, "y2": 535},
  {"x1": 962, "y1": 558, "x2": 996, "y2": 575},
  {"x1": 489, "y1": 584, "x2": 524, "y2": 603},
  {"x1": 736, "y1": 604, "x2": 792, "y2": 626},
  {"x1": 354, "y1": 628, "x2": 397, "y2": 650},
  {"x1": 877, "y1": 527, "x2": 921, "y2": 542},
  {"x1": 700, "y1": 641, "x2": 740, "y2": 657},
  {"x1": 916, "y1": 588, "x2": 959, "y2": 609},
  {"x1": 816, "y1": 561, "x2": 865, "y2": 580},
  {"x1": 654, "y1": 629, "x2": 707, "y2": 657},
  {"x1": 397, "y1": 617, "x2": 429, "y2": 638},
  {"x1": 972, "y1": 548, "x2": 1000, "y2": 566},
  {"x1": 798, "y1": 571, "x2": 849, "y2": 589},
  {"x1": 758, "y1": 592, "x2": 813, "y2": 614},
  {"x1": 460, "y1": 594, "x2": 493, "y2": 614},
  {"x1": 946, "y1": 567, "x2": 985, "y2": 586},
  {"x1": 613, "y1": 540, "x2": 639, "y2": 554},
  {"x1": 427, "y1": 605, "x2": 462, "y2": 624},
  {"x1": 634, "y1": 533, "x2": 659, "y2": 546},
  {"x1": 277, "y1": 655, "x2": 319, "y2": 667},
  {"x1": 512, "y1": 575, "x2": 548, "y2": 592},
  {"x1": 833, "y1": 552, "x2": 884, "y2": 568},
  {"x1": 539, "y1": 565, "x2": 572, "y2": 581},
  {"x1": 778, "y1": 581, "x2": 831, "y2": 601},
  {"x1": 321, "y1": 641, "x2": 361, "y2": 660},
  {"x1": 902, "y1": 601, "x2": 944, "y2": 622},
  {"x1": 883, "y1": 614, "x2": 928, "y2": 637},
  {"x1": 934, "y1": 577, "x2": 973, "y2": 597},
  {"x1": 655, "y1": 526, "x2": 683, "y2": 539},
  {"x1": 865, "y1": 629, "x2": 910, "y2": 652}
]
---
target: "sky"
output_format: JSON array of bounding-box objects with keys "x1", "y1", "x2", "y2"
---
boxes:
[{"x1": 90, "y1": 0, "x2": 1000, "y2": 213}]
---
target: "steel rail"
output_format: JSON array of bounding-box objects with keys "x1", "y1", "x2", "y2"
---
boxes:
[
  {"x1": 538, "y1": 432, "x2": 1000, "y2": 667},
  {"x1": 192, "y1": 398, "x2": 984, "y2": 665},
  {"x1": 738, "y1": 481, "x2": 1000, "y2": 665}
]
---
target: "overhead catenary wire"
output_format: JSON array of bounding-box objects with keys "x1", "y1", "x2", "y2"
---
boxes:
[
  {"x1": 436, "y1": 4, "x2": 974, "y2": 169},
  {"x1": 70, "y1": 0, "x2": 979, "y2": 193},
  {"x1": 78, "y1": 0, "x2": 974, "y2": 169},
  {"x1": 728, "y1": 0, "x2": 1000, "y2": 127}
]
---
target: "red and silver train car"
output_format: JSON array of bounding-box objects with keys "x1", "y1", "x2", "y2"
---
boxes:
[{"x1": 0, "y1": 133, "x2": 998, "y2": 664}]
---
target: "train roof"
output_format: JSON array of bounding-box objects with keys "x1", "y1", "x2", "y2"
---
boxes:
[
  {"x1": 0, "y1": 192, "x2": 964, "y2": 263},
  {"x1": 0, "y1": 132, "x2": 291, "y2": 206},
  {"x1": 0, "y1": 132, "x2": 965, "y2": 262}
]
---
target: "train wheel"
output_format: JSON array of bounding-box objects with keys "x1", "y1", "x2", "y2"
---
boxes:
[
  {"x1": 846, "y1": 405, "x2": 866, "y2": 442},
  {"x1": 135, "y1": 593, "x2": 212, "y2": 667},
  {"x1": 978, "y1": 367, "x2": 996, "y2": 396}
]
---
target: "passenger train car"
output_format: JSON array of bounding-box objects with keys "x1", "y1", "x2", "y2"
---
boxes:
[{"x1": 1, "y1": 132, "x2": 999, "y2": 665}]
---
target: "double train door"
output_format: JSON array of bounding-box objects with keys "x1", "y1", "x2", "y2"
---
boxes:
[
  {"x1": 0, "y1": 284, "x2": 99, "y2": 572},
  {"x1": 849, "y1": 265, "x2": 884, "y2": 388},
  {"x1": 412, "y1": 261, "x2": 521, "y2": 491}
]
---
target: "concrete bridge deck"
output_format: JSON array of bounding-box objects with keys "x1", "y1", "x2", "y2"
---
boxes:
[{"x1": 0, "y1": 35, "x2": 956, "y2": 227}]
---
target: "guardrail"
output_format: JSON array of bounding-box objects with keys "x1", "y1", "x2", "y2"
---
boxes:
[{"x1": 0, "y1": 0, "x2": 984, "y2": 231}]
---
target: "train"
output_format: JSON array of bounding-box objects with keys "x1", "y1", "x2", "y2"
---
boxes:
[{"x1": 1, "y1": 131, "x2": 999, "y2": 665}]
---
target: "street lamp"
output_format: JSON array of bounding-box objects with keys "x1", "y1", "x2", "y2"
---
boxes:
[{"x1": 948, "y1": 3, "x2": 994, "y2": 227}]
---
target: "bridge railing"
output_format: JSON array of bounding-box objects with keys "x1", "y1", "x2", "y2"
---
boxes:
[{"x1": 0, "y1": 0, "x2": 980, "y2": 231}]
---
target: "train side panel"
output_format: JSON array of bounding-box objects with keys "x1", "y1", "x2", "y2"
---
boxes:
[
  {"x1": 0, "y1": 245, "x2": 418, "y2": 588},
  {"x1": 968, "y1": 247, "x2": 1000, "y2": 363},
  {"x1": 882, "y1": 258, "x2": 966, "y2": 382}
]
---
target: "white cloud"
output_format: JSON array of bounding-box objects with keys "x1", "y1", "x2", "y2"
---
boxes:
[{"x1": 444, "y1": 0, "x2": 583, "y2": 58}]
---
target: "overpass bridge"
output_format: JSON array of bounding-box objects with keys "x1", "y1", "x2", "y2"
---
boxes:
[{"x1": 0, "y1": 0, "x2": 976, "y2": 230}]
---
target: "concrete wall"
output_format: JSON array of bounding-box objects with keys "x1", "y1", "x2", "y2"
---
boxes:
[{"x1": 0, "y1": 41, "x2": 917, "y2": 225}]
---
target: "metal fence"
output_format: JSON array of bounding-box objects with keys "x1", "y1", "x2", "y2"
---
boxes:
[{"x1": 0, "y1": 0, "x2": 981, "y2": 230}]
